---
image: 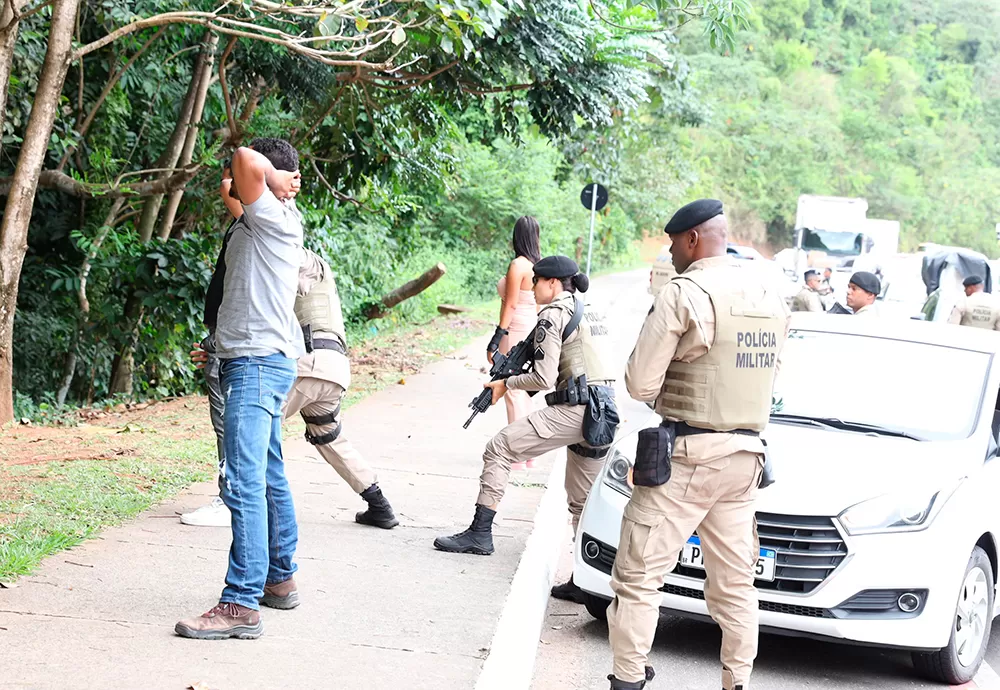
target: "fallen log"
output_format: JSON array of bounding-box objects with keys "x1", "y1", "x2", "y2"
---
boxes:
[
  {"x1": 437, "y1": 304, "x2": 470, "y2": 315},
  {"x1": 364, "y1": 263, "x2": 447, "y2": 320}
]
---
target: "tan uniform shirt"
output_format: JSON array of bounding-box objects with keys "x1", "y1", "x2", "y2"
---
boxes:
[
  {"x1": 296, "y1": 251, "x2": 351, "y2": 389},
  {"x1": 948, "y1": 292, "x2": 1000, "y2": 329},
  {"x1": 625, "y1": 255, "x2": 792, "y2": 458},
  {"x1": 853, "y1": 303, "x2": 879, "y2": 317},
  {"x1": 506, "y1": 291, "x2": 575, "y2": 393},
  {"x1": 792, "y1": 287, "x2": 824, "y2": 312}
]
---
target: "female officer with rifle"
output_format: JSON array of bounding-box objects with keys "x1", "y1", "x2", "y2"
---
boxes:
[{"x1": 435, "y1": 255, "x2": 619, "y2": 602}]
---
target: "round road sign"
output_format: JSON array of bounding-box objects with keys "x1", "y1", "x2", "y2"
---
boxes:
[{"x1": 581, "y1": 183, "x2": 608, "y2": 212}]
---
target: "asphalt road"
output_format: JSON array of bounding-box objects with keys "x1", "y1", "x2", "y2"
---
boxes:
[{"x1": 531, "y1": 267, "x2": 1000, "y2": 690}]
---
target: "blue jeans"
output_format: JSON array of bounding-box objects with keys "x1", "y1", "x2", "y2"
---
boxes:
[{"x1": 218, "y1": 353, "x2": 297, "y2": 609}]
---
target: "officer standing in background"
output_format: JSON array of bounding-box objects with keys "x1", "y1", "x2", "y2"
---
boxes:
[
  {"x1": 606, "y1": 200, "x2": 790, "y2": 690},
  {"x1": 792, "y1": 270, "x2": 824, "y2": 312},
  {"x1": 948, "y1": 275, "x2": 1000, "y2": 329},
  {"x1": 846, "y1": 271, "x2": 880, "y2": 317},
  {"x1": 435, "y1": 256, "x2": 619, "y2": 602}
]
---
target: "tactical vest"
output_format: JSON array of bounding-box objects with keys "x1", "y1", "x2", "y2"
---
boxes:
[
  {"x1": 294, "y1": 252, "x2": 347, "y2": 342},
  {"x1": 656, "y1": 264, "x2": 786, "y2": 432},
  {"x1": 961, "y1": 291, "x2": 999, "y2": 329},
  {"x1": 548, "y1": 296, "x2": 616, "y2": 388}
]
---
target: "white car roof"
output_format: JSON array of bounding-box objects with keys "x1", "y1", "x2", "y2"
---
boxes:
[{"x1": 789, "y1": 312, "x2": 1000, "y2": 355}]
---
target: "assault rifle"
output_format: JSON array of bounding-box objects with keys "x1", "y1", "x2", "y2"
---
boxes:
[{"x1": 463, "y1": 326, "x2": 538, "y2": 429}]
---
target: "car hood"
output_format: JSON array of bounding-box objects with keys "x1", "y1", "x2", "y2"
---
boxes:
[{"x1": 757, "y1": 423, "x2": 971, "y2": 517}]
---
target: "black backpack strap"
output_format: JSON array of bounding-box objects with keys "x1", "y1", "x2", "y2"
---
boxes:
[{"x1": 562, "y1": 297, "x2": 585, "y2": 341}]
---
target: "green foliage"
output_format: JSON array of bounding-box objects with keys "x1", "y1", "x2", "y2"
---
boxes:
[{"x1": 610, "y1": 0, "x2": 1000, "y2": 252}]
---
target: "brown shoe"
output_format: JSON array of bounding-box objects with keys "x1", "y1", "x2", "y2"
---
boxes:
[
  {"x1": 261, "y1": 577, "x2": 299, "y2": 609},
  {"x1": 174, "y1": 602, "x2": 263, "y2": 640}
]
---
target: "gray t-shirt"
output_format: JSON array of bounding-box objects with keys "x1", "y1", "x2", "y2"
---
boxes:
[{"x1": 215, "y1": 190, "x2": 305, "y2": 360}]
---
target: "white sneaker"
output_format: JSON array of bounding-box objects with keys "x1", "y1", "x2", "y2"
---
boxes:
[{"x1": 180, "y1": 497, "x2": 231, "y2": 527}]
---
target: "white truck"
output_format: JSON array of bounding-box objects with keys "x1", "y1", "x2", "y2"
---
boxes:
[{"x1": 777, "y1": 195, "x2": 900, "y2": 292}]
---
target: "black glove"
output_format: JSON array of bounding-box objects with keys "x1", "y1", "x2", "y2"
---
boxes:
[{"x1": 487, "y1": 325, "x2": 508, "y2": 354}]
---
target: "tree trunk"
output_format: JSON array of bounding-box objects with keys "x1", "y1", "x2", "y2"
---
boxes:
[
  {"x1": 0, "y1": 0, "x2": 80, "y2": 426},
  {"x1": 0, "y1": 0, "x2": 27, "y2": 161},
  {"x1": 57, "y1": 197, "x2": 125, "y2": 405},
  {"x1": 157, "y1": 33, "x2": 218, "y2": 241},
  {"x1": 364, "y1": 263, "x2": 447, "y2": 319},
  {"x1": 135, "y1": 41, "x2": 205, "y2": 243},
  {"x1": 108, "y1": 289, "x2": 140, "y2": 396}
]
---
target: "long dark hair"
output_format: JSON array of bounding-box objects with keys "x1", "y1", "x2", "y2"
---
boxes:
[{"x1": 512, "y1": 216, "x2": 541, "y2": 264}]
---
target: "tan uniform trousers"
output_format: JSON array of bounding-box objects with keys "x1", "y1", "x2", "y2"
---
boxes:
[
  {"x1": 478, "y1": 403, "x2": 603, "y2": 534},
  {"x1": 283, "y1": 377, "x2": 376, "y2": 495},
  {"x1": 608, "y1": 446, "x2": 764, "y2": 690}
]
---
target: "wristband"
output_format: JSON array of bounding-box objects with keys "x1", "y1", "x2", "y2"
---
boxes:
[{"x1": 487, "y1": 325, "x2": 508, "y2": 354}]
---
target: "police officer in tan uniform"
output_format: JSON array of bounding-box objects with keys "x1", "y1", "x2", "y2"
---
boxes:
[
  {"x1": 283, "y1": 248, "x2": 399, "y2": 538},
  {"x1": 846, "y1": 271, "x2": 880, "y2": 317},
  {"x1": 948, "y1": 275, "x2": 1000, "y2": 329},
  {"x1": 792, "y1": 270, "x2": 824, "y2": 312},
  {"x1": 606, "y1": 200, "x2": 790, "y2": 690},
  {"x1": 434, "y1": 256, "x2": 618, "y2": 595}
]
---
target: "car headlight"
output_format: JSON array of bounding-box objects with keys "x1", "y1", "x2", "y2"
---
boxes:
[
  {"x1": 838, "y1": 482, "x2": 960, "y2": 536},
  {"x1": 603, "y1": 448, "x2": 633, "y2": 498}
]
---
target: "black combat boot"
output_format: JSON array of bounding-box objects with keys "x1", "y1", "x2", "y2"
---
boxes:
[
  {"x1": 550, "y1": 575, "x2": 584, "y2": 603},
  {"x1": 355, "y1": 484, "x2": 399, "y2": 529},
  {"x1": 607, "y1": 666, "x2": 654, "y2": 689},
  {"x1": 433, "y1": 505, "x2": 496, "y2": 555}
]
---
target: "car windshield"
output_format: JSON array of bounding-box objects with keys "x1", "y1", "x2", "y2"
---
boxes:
[
  {"x1": 800, "y1": 229, "x2": 865, "y2": 256},
  {"x1": 772, "y1": 330, "x2": 990, "y2": 441}
]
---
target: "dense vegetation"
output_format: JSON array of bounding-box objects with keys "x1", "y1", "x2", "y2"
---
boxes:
[
  {"x1": 6, "y1": 0, "x2": 998, "y2": 419},
  {"x1": 613, "y1": 0, "x2": 1000, "y2": 253},
  {"x1": 0, "y1": 0, "x2": 746, "y2": 419}
]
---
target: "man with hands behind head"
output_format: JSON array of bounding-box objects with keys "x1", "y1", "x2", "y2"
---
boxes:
[{"x1": 175, "y1": 139, "x2": 305, "y2": 641}]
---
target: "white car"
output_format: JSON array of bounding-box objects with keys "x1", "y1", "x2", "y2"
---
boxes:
[{"x1": 575, "y1": 314, "x2": 1000, "y2": 684}]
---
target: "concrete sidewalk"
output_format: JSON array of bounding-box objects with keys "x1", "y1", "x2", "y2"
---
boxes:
[
  {"x1": 0, "y1": 332, "x2": 555, "y2": 690},
  {"x1": 0, "y1": 268, "x2": 652, "y2": 690}
]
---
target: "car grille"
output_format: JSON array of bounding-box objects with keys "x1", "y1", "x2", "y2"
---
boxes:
[
  {"x1": 659, "y1": 583, "x2": 833, "y2": 618},
  {"x1": 671, "y1": 512, "x2": 847, "y2": 594}
]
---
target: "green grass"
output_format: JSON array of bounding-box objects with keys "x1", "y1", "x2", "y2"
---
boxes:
[{"x1": 0, "y1": 437, "x2": 214, "y2": 582}]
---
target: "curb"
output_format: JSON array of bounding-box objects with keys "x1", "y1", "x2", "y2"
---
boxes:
[{"x1": 475, "y1": 452, "x2": 569, "y2": 690}]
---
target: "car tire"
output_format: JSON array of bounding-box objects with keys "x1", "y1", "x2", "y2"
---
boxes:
[
  {"x1": 912, "y1": 546, "x2": 995, "y2": 684},
  {"x1": 581, "y1": 592, "x2": 609, "y2": 622}
]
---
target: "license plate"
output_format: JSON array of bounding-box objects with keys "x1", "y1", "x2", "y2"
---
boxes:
[{"x1": 680, "y1": 536, "x2": 777, "y2": 582}]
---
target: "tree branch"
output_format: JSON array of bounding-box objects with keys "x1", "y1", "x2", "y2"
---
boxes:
[
  {"x1": 218, "y1": 35, "x2": 238, "y2": 144},
  {"x1": 296, "y1": 83, "x2": 347, "y2": 145},
  {"x1": 310, "y1": 157, "x2": 363, "y2": 207},
  {"x1": 0, "y1": 166, "x2": 202, "y2": 198},
  {"x1": 57, "y1": 26, "x2": 167, "y2": 172}
]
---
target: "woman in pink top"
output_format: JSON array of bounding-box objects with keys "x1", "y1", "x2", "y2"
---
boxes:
[{"x1": 486, "y1": 217, "x2": 541, "y2": 468}]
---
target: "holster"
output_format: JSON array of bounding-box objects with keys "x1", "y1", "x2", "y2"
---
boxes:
[
  {"x1": 544, "y1": 375, "x2": 589, "y2": 406},
  {"x1": 633, "y1": 421, "x2": 676, "y2": 488},
  {"x1": 582, "y1": 385, "x2": 619, "y2": 448},
  {"x1": 759, "y1": 439, "x2": 776, "y2": 489}
]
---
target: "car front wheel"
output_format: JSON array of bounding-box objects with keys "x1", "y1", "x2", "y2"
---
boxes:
[{"x1": 913, "y1": 546, "x2": 995, "y2": 684}]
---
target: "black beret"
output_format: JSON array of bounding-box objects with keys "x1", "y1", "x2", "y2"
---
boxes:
[
  {"x1": 964, "y1": 275, "x2": 984, "y2": 287},
  {"x1": 534, "y1": 255, "x2": 579, "y2": 279},
  {"x1": 664, "y1": 199, "x2": 724, "y2": 235},
  {"x1": 849, "y1": 271, "x2": 881, "y2": 295}
]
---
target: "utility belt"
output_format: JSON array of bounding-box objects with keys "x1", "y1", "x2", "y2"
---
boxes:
[
  {"x1": 674, "y1": 421, "x2": 759, "y2": 438},
  {"x1": 544, "y1": 376, "x2": 615, "y2": 406},
  {"x1": 633, "y1": 419, "x2": 772, "y2": 489},
  {"x1": 302, "y1": 324, "x2": 346, "y2": 355},
  {"x1": 544, "y1": 376, "x2": 620, "y2": 451}
]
